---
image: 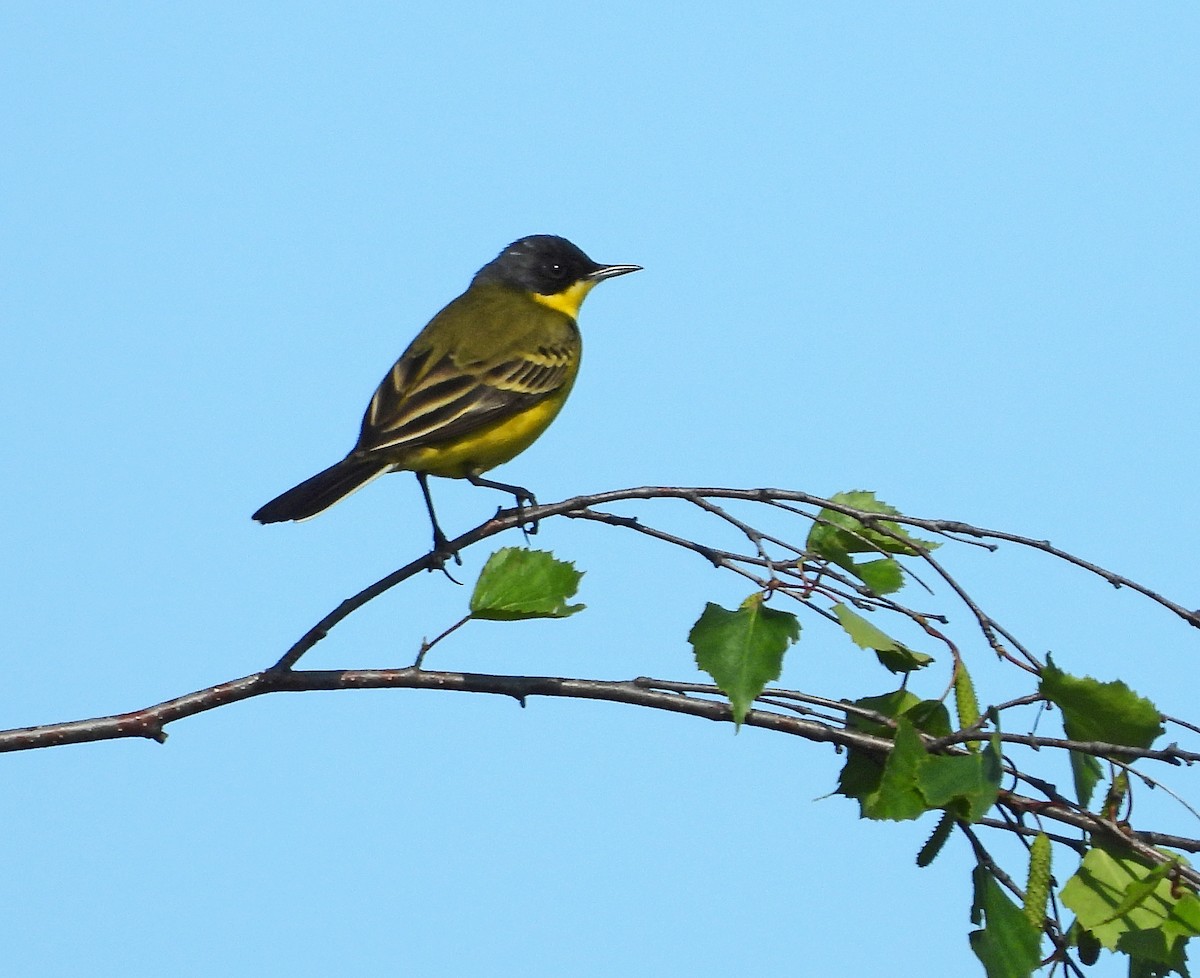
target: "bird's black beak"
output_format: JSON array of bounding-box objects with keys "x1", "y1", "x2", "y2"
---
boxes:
[{"x1": 586, "y1": 263, "x2": 642, "y2": 282}]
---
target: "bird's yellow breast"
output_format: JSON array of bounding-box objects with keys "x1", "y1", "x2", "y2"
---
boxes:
[{"x1": 393, "y1": 380, "x2": 576, "y2": 479}]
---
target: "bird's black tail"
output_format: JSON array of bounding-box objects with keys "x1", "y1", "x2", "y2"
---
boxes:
[{"x1": 252, "y1": 455, "x2": 389, "y2": 523}]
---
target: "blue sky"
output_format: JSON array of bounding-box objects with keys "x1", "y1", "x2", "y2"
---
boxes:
[{"x1": 3, "y1": 5, "x2": 1198, "y2": 976}]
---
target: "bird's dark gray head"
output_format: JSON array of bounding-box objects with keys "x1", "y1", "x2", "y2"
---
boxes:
[{"x1": 473, "y1": 235, "x2": 640, "y2": 296}]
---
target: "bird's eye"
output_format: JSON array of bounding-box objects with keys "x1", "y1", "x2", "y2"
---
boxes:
[{"x1": 547, "y1": 262, "x2": 565, "y2": 278}]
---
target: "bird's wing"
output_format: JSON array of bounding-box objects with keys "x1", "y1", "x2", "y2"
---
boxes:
[{"x1": 355, "y1": 342, "x2": 575, "y2": 454}]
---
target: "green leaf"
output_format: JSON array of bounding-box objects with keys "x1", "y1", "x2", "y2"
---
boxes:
[
  {"x1": 806, "y1": 490, "x2": 940, "y2": 559},
  {"x1": 1061, "y1": 845, "x2": 1200, "y2": 960},
  {"x1": 1171, "y1": 893, "x2": 1200, "y2": 938},
  {"x1": 907, "y1": 700, "x2": 953, "y2": 738},
  {"x1": 838, "y1": 692, "x2": 925, "y2": 809},
  {"x1": 689, "y1": 595, "x2": 800, "y2": 729},
  {"x1": 917, "y1": 751, "x2": 1001, "y2": 823},
  {"x1": 865, "y1": 719, "x2": 929, "y2": 821},
  {"x1": 854, "y1": 557, "x2": 904, "y2": 595},
  {"x1": 1108, "y1": 861, "x2": 1179, "y2": 922},
  {"x1": 1070, "y1": 750, "x2": 1104, "y2": 809},
  {"x1": 1040, "y1": 655, "x2": 1164, "y2": 750},
  {"x1": 468, "y1": 548, "x2": 585, "y2": 620},
  {"x1": 841, "y1": 706, "x2": 999, "y2": 823},
  {"x1": 846, "y1": 690, "x2": 922, "y2": 736},
  {"x1": 835, "y1": 750, "x2": 888, "y2": 811},
  {"x1": 969, "y1": 866, "x2": 1045, "y2": 978},
  {"x1": 1121, "y1": 927, "x2": 1190, "y2": 977},
  {"x1": 832, "y1": 603, "x2": 934, "y2": 674},
  {"x1": 804, "y1": 492, "x2": 939, "y2": 598},
  {"x1": 837, "y1": 696, "x2": 999, "y2": 822}
]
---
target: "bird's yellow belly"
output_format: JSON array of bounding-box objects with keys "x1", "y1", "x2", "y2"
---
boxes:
[{"x1": 395, "y1": 388, "x2": 571, "y2": 479}]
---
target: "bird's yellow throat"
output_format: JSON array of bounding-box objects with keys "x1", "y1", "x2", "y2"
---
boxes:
[{"x1": 530, "y1": 278, "x2": 598, "y2": 319}]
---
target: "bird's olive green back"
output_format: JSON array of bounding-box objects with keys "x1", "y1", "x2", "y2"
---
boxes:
[{"x1": 355, "y1": 282, "x2": 581, "y2": 459}]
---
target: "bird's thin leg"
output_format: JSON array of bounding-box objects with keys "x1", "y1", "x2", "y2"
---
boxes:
[
  {"x1": 417, "y1": 472, "x2": 463, "y2": 568},
  {"x1": 467, "y1": 472, "x2": 539, "y2": 538}
]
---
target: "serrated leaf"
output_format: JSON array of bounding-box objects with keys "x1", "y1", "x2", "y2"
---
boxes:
[
  {"x1": 916, "y1": 753, "x2": 984, "y2": 807},
  {"x1": 835, "y1": 749, "x2": 887, "y2": 812},
  {"x1": 843, "y1": 691, "x2": 940, "y2": 738},
  {"x1": 469, "y1": 548, "x2": 585, "y2": 621},
  {"x1": 1061, "y1": 845, "x2": 1200, "y2": 956},
  {"x1": 865, "y1": 719, "x2": 929, "y2": 821},
  {"x1": 1070, "y1": 750, "x2": 1104, "y2": 809},
  {"x1": 844, "y1": 705, "x2": 1000, "y2": 822},
  {"x1": 907, "y1": 700, "x2": 953, "y2": 738},
  {"x1": 806, "y1": 490, "x2": 940, "y2": 560},
  {"x1": 839, "y1": 701, "x2": 998, "y2": 822},
  {"x1": 689, "y1": 595, "x2": 800, "y2": 729},
  {"x1": 846, "y1": 690, "x2": 922, "y2": 735},
  {"x1": 1119, "y1": 927, "x2": 1189, "y2": 975},
  {"x1": 838, "y1": 693, "x2": 917, "y2": 812},
  {"x1": 854, "y1": 557, "x2": 904, "y2": 596},
  {"x1": 1041, "y1": 655, "x2": 1164, "y2": 750},
  {"x1": 917, "y1": 751, "x2": 1001, "y2": 823},
  {"x1": 832, "y1": 603, "x2": 933, "y2": 674},
  {"x1": 1172, "y1": 894, "x2": 1200, "y2": 935},
  {"x1": 1109, "y1": 862, "x2": 1178, "y2": 922},
  {"x1": 873, "y1": 645, "x2": 934, "y2": 675},
  {"x1": 969, "y1": 866, "x2": 1045, "y2": 978},
  {"x1": 939, "y1": 732, "x2": 1001, "y2": 823}
]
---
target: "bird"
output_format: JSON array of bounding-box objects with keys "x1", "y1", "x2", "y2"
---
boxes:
[{"x1": 252, "y1": 234, "x2": 641, "y2": 554}]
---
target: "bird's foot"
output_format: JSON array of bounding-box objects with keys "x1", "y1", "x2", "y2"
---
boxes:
[{"x1": 428, "y1": 528, "x2": 464, "y2": 583}]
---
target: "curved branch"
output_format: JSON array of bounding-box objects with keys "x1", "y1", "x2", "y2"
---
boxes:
[
  {"x1": 0, "y1": 667, "x2": 886, "y2": 754},
  {"x1": 5, "y1": 665, "x2": 1197, "y2": 881},
  {"x1": 265, "y1": 485, "x2": 1199, "y2": 676},
  {"x1": 9, "y1": 482, "x2": 1200, "y2": 921}
]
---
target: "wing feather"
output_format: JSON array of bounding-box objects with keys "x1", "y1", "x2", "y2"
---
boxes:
[{"x1": 356, "y1": 343, "x2": 576, "y2": 455}]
